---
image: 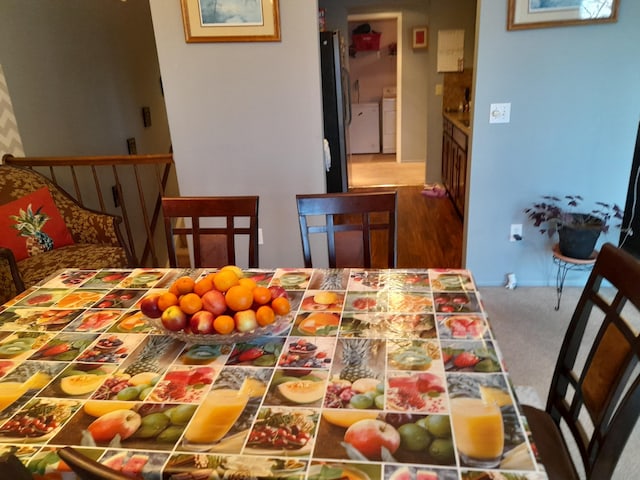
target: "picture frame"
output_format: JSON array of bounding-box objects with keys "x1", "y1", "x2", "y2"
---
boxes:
[
  {"x1": 180, "y1": 0, "x2": 280, "y2": 43},
  {"x1": 412, "y1": 26, "x2": 428, "y2": 49},
  {"x1": 507, "y1": 0, "x2": 619, "y2": 31}
]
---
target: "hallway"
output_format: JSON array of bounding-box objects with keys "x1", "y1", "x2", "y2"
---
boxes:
[{"x1": 350, "y1": 185, "x2": 463, "y2": 268}]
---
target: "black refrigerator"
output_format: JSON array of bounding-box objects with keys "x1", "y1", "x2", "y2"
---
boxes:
[{"x1": 320, "y1": 31, "x2": 350, "y2": 193}]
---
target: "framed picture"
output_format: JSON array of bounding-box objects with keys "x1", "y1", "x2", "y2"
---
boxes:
[
  {"x1": 180, "y1": 0, "x2": 280, "y2": 43},
  {"x1": 507, "y1": 0, "x2": 619, "y2": 30},
  {"x1": 412, "y1": 26, "x2": 428, "y2": 49}
]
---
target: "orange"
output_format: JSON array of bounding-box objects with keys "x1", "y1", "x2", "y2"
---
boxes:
[
  {"x1": 213, "y1": 315, "x2": 235, "y2": 334},
  {"x1": 253, "y1": 286, "x2": 272, "y2": 306},
  {"x1": 157, "y1": 292, "x2": 179, "y2": 311},
  {"x1": 179, "y1": 293, "x2": 203, "y2": 315},
  {"x1": 256, "y1": 305, "x2": 275, "y2": 326},
  {"x1": 271, "y1": 297, "x2": 291, "y2": 316},
  {"x1": 194, "y1": 277, "x2": 214, "y2": 296},
  {"x1": 238, "y1": 278, "x2": 257, "y2": 291},
  {"x1": 168, "y1": 282, "x2": 180, "y2": 296},
  {"x1": 224, "y1": 285, "x2": 253, "y2": 312},
  {"x1": 205, "y1": 272, "x2": 218, "y2": 284},
  {"x1": 174, "y1": 276, "x2": 196, "y2": 295},
  {"x1": 213, "y1": 270, "x2": 240, "y2": 292}
]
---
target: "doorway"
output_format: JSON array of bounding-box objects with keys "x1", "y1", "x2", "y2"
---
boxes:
[{"x1": 346, "y1": 12, "x2": 426, "y2": 188}]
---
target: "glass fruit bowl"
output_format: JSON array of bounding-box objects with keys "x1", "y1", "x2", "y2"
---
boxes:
[{"x1": 149, "y1": 313, "x2": 293, "y2": 345}]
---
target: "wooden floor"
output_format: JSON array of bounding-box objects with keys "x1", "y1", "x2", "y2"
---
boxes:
[{"x1": 351, "y1": 185, "x2": 463, "y2": 268}]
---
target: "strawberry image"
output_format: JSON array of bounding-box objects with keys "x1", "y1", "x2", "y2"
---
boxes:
[{"x1": 453, "y1": 351, "x2": 480, "y2": 369}]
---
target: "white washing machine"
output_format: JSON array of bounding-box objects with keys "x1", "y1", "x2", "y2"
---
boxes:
[
  {"x1": 381, "y1": 87, "x2": 397, "y2": 154},
  {"x1": 350, "y1": 103, "x2": 380, "y2": 154}
]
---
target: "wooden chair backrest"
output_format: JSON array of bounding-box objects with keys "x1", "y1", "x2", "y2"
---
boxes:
[
  {"x1": 296, "y1": 191, "x2": 397, "y2": 268},
  {"x1": 56, "y1": 447, "x2": 130, "y2": 480},
  {"x1": 546, "y1": 242, "x2": 640, "y2": 479},
  {"x1": 162, "y1": 196, "x2": 259, "y2": 268}
]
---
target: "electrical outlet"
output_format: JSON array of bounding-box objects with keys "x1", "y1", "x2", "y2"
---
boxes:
[
  {"x1": 258, "y1": 228, "x2": 264, "y2": 245},
  {"x1": 510, "y1": 224, "x2": 523, "y2": 242}
]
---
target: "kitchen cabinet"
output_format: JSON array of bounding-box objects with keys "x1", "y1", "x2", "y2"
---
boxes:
[{"x1": 442, "y1": 115, "x2": 469, "y2": 219}]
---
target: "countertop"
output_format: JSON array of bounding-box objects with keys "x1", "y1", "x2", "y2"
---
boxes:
[{"x1": 444, "y1": 111, "x2": 471, "y2": 135}]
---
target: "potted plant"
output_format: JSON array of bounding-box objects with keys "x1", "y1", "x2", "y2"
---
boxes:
[{"x1": 524, "y1": 195, "x2": 624, "y2": 259}]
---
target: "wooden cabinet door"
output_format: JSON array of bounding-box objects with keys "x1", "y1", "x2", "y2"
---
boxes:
[
  {"x1": 455, "y1": 146, "x2": 466, "y2": 216},
  {"x1": 442, "y1": 130, "x2": 453, "y2": 192}
]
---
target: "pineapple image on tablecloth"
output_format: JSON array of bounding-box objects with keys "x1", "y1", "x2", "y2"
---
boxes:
[
  {"x1": 10, "y1": 203, "x2": 54, "y2": 256},
  {"x1": 324, "y1": 338, "x2": 386, "y2": 409}
]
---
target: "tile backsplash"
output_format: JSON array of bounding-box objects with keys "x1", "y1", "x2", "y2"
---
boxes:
[{"x1": 443, "y1": 69, "x2": 473, "y2": 112}]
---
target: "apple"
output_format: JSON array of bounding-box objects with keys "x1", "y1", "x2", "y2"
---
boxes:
[
  {"x1": 268, "y1": 285, "x2": 288, "y2": 300},
  {"x1": 190, "y1": 310, "x2": 215, "y2": 334},
  {"x1": 344, "y1": 419, "x2": 400, "y2": 460},
  {"x1": 201, "y1": 289, "x2": 227, "y2": 316},
  {"x1": 234, "y1": 309, "x2": 258, "y2": 332},
  {"x1": 140, "y1": 294, "x2": 162, "y2": 319},
  {"x1": 161, "y1": 305, "x2": 188, "y2": 331},
  {"x1": 87, "y1": 409, "x2": 142, "y2": 442}
]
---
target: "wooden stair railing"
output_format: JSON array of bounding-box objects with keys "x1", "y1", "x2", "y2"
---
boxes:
[{"x1": 2, "y1": 153, "x2": 176, "y2": 267}]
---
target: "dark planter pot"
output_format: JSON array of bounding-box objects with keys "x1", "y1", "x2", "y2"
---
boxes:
[{"x1": 558, "y1": 214, "x2": 602, "y2": 259}]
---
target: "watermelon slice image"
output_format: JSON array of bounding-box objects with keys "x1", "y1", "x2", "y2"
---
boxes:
[
  {"x1": 102, "y1": 451, "x2": 127, "y2": 471},
  {"x1": 416, "y1": 470, "x2": 438, "y2": 480},
  {"x1": 122, "y1": 454, "x2": 149, "y2": 476},
  {"x1": 389, "y1": 466, "x2": 412, "y2": 480}
]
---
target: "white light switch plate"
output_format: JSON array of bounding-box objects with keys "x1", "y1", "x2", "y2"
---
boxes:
[{"x1": 489, "y1": 103, "x2": 511, "y2": 124}]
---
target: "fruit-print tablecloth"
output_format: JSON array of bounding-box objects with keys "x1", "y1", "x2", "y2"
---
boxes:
[{"x1": 0, "y1": 268, "x2": 547, "y2": 480}]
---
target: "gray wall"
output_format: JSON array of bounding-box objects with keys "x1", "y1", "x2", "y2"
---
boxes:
[
  {"x1": 149, "y1": 0, "x2": 325, "y2": 269},
  {"x1": 467, "y1": 0, "x2": 640, "y2": 285},
  {"x1": 0, "y1": 0, "x2": 171, "y2": 156}
]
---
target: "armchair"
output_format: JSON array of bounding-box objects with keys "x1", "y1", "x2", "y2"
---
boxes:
[{"x1": 0, "y1": 164, "x2": 132, "y2": 304}]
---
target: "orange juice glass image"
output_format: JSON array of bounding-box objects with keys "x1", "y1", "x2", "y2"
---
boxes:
[
  {"x1": 0, "y1": 382, "x2": 28, "y2": 412},
  {"x1": 450, "y1": 397, "x2": 504, "y2": 467},
  {"x1": 184, "y1": 389, "x2": 249, "y2": 444}
]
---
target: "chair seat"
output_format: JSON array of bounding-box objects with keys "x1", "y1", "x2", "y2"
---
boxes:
[
  {"x1": 18, "y1": 244, "x2": 129, "y2": 289},
  {"x1": 522, "y1": 404, "x2": 580, "y2": 480}
]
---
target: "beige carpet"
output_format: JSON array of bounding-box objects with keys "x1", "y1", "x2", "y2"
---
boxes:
[{"x1": 480, "y1": 286, "x2": 640, "y2": 479}]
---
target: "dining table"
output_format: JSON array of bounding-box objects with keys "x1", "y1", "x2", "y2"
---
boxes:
[{"x1": 0, "y1": 267, "x2": 548, "y2": 480}]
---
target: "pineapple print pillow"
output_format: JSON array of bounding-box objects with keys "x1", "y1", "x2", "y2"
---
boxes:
[{"x1": 0, "y1": 187, "x2": 74, "y2": 261}]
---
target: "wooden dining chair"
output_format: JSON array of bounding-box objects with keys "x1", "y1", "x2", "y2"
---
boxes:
[
  {"x1": 522, "y1": 243, "x2": 640, "y2": 480},
  {"x1": 162, "y1": 196, "x2": 259, "y2": 268},
  {"x1": 296, "y1": 191, "x2": 397, "y2": 268},
  {"x1": 56, "y1": 447, "x2": 130, "y2": 480}
]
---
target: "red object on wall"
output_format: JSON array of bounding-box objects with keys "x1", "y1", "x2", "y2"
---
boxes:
[{"x1": 352, "y1": 33, "x2": 381, "y2": 51}]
